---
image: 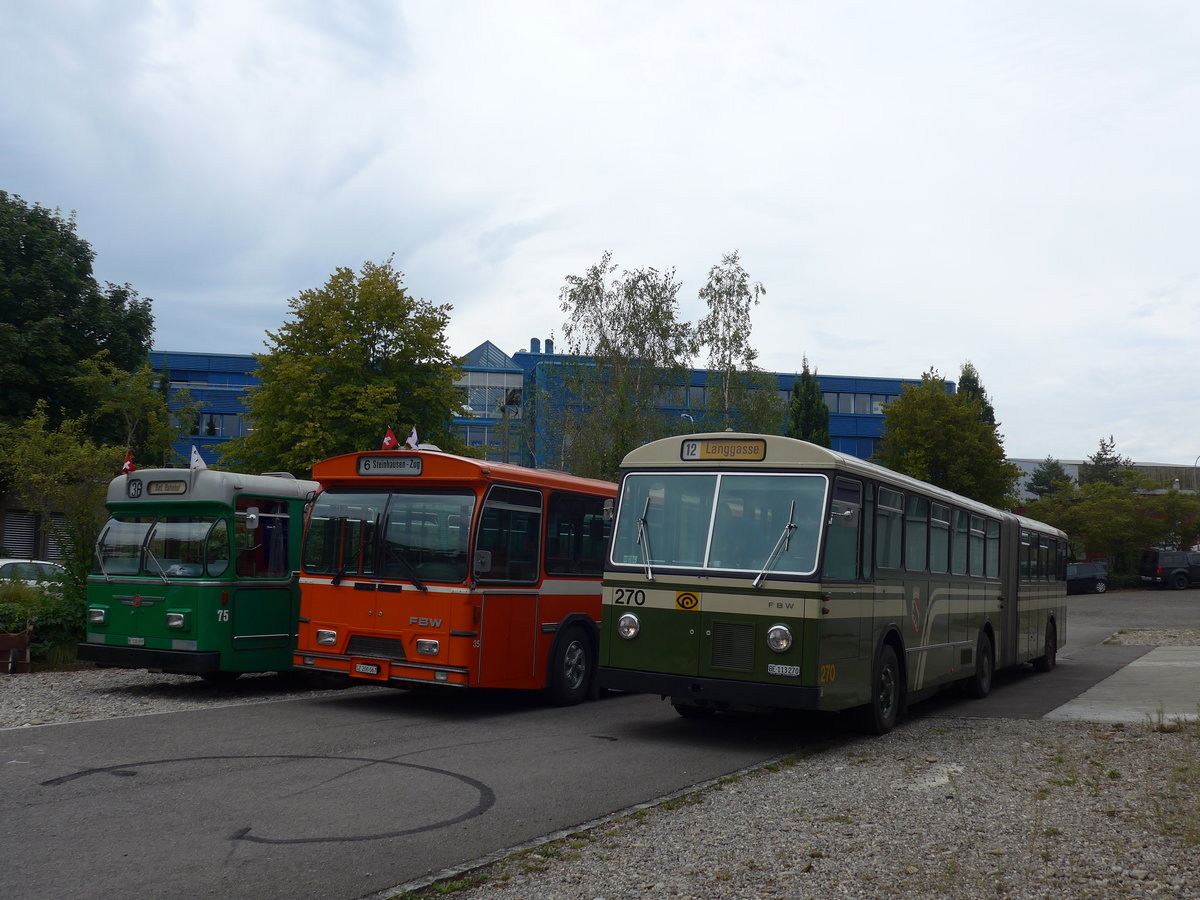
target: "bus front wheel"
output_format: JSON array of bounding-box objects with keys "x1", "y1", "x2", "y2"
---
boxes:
[
  {"x1": 548, "y1": 626, "x2": 592, "y2": 706},
  {"x1": 860, "y1": 643, "x2": 903, "y2": 735}
]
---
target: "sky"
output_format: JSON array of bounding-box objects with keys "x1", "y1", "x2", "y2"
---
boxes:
[{"x1": 4, "y1": 1, "x2": 1199, "y2": 465}]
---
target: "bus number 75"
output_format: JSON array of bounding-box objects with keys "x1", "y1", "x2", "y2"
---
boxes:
[{"x1": 613, "y1": 588, "x2": 646, "y2": 606}]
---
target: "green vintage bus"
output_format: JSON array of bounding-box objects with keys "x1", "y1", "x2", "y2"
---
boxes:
[
  {"x1": 597, "y1": 434, "x2": 1066, "y2": 733},
  {"x1": 78, "y1": 468, "x2": 318, "y2": 679}
]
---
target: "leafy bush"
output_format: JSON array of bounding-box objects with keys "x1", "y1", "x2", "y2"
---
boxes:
[{"x1": 0, "y1": 580, "x2": 84, "y2": 663}]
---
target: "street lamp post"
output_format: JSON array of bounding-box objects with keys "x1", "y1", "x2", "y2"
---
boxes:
[{"x1": 680, "y1": 413, "x2": 695, "y2": 434}]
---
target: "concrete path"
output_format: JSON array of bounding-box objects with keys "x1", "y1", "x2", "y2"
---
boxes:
[{"x1": 1045, "y1": 646, "x2": 1200, "y2": 724}]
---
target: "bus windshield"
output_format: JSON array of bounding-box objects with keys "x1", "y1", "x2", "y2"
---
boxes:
[
  {"x1": 94, "y1": 515, "x2": 230, "y2": 578},
  {"x1": 303, "y1": 488, "x2": 476, "y2": 583},
  {"x1": 611, "y1": 473, "x2": 827, "y2": 577}
]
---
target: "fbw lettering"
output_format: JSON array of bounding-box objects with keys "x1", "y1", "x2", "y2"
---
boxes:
[{"x1": 409, "y1": 616, "x2": 443, "y2": 627}]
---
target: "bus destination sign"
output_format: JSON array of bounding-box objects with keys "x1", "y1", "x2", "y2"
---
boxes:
[
  {"x1": 357, "y1": 455, "x2": 423, "y2": 476},
  {"x1": 147, "y1": 480, "x2": 187, "y2": 495},
  {"x1": 681, "y1": 438, "x2": 767, "y2": 462}
]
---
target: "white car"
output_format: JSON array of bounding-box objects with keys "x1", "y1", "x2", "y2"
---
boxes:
[{"x1": 0, "y1": 559, "x2": 66, "y2": 587}]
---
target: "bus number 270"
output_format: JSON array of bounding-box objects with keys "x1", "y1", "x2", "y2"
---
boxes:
[{"x1": 613, "y1": 588, "x2": 646, "y2": 606}]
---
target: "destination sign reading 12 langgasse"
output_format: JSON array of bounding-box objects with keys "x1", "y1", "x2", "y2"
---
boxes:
[
  {"x1": 357, "y1": 455, "x2": 423, "y2": 476},
  {"x1": 680, "y1": 438, "x2": 767, "y2": 462}
]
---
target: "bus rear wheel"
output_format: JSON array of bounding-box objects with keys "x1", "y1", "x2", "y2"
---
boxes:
[
  {"x1": 548, "y1": 626, "x2": 592, "y2": 706},
  {"x1": 1032, "y1": 622, "x2": 1057, "y2": 673},
  {"x1": 965, "y1": 632, "x2": 994, "y2": 699}
]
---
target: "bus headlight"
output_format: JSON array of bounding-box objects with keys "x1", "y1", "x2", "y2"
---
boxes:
[
  {"x1": 416, "y1": 639, "x2": 439, "y2": 656},
  {"x1": 617, "y1": 613, "x2": 640, "y2": 640},
  {"x1": 88, "y1": 608, "x2": 106, "y2": 624},
  {"x1": 316, "y1": 629, "x2": 338, "y2": 645},
  {"x1": 766, "y1": 624, "x2": 793, "y2": 653},
  {"x1": 166, "y1": 612, "x2": 186, "y2": 629}
]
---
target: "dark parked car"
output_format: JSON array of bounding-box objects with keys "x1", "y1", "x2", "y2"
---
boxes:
[
  {"x1": 1066, "y1": 562, "x2": 1108, "y2": 594},
  {"x1": 1138, "y1": 550, "x2": 1200, "y2": 590}
]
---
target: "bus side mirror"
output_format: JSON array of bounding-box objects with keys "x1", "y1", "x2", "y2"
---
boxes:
[
  {"x1": 245, "y1": 507, "x2": 260, "y2": 531},
  {"x1": 474, "y1": 550, "x2": 492, "y2": 574}
]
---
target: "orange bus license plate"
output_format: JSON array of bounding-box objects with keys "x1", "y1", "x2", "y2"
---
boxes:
[{"x1": 351, "y1": 659, "x2": 388, "y2": 680}]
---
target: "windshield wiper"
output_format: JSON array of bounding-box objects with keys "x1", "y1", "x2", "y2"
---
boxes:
[
  {"x1": 386, "y1": 546, "x2": 428, "y2": 591},
  {"x1": 753, "y1": 501, "x2": 796, "y2": 589},
  {"x1": 92, "y1": 543, "x2": 112, "y2": 583},
  {"x1": 636, "y1": 495, "x2": 655, "y2": 583},
  {"x1": 142, "y1": 544, "x2": 170, "y2": 585}
]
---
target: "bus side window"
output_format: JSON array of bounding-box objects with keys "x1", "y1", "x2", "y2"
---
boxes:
[
  {"x1": 546, "y1": 492, "x2": 609, "y2": 576},
  {"x1": 236, "y1": 497, "x2": 290, "y2": 578},
  {"x1": 475, "y1": 485, "x2": 542, "y2": 584},
  {"x1": 822, "y1": 478, "x2": 862, "y2": 580}
]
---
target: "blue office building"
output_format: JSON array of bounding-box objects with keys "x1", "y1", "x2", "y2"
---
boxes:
[{"x1": 149, "y1": 343, "x2": 934, "y2": 469}]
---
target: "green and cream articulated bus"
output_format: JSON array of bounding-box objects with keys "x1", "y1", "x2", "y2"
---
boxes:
[
  {"x1": 596, "y1": 434, "x2": 1066, "y2": 733},
  {"x1": 78, "y1": 468, "x2": 318, "y2": 680}
]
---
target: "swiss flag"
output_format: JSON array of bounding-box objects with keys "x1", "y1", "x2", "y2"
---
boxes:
[
  {"x1": 381, "y1": 428, "x2": 400, "y2": 450},
  {"x1": 121, "y1": 452, "x2": 136, "y2": 474}
]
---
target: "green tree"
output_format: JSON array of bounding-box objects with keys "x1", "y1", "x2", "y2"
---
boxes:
[
  {"x1": 696, "y1": 250, "x2": 771, "y2": 430},
  {"x1": 957, "y1": 360, "x2": 996, "y2": 425},
  {"x1": 0, "y1": 192, "x2": 154, "y2": 431},
  {"x1": 1078, "y1": 435, "x2": 1134, "y2": 486},
  {"x1": 1025, "y1": 480, "x2": 1165, "y2": 562},
  {"x1": 0, "y1": 402, "x2": 119, "y2": 613},
  {"x1": 220, "y1": 258, "x2": 465, "y2": 475},
  {"x1": 557, "y1": 252, "x2": 695, "y2": 480},
  {"x1": 1026, "y1": 455, "x2": 1073, "y2": 499},
  {"x1": 69, "y1": 352, "x2": 185, "y2": 465},
  {"x1": 876, "y1": 368, "x2": 1021, "y2": 508},
  {"x1": 786, "y1": 357, "x2": 830, "y2": 446}
]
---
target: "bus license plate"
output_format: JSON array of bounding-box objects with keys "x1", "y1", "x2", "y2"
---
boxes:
[
  {"x1": 353, "y1": 660, "x2": 384, "y2": 678},
  {"x1": 767, "y1": 664, "x2": 800, "y2": 677},
  {"x1": 127, "y1": 636, "x2": 145, "y2": 647}
]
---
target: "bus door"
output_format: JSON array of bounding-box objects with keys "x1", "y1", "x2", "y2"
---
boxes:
[
  {"x1": 474, "y1": 484, "x2": 543, "y2": 687},
  {"x1": 230, "y1": 497, "x2": 296, "y2": 654}
]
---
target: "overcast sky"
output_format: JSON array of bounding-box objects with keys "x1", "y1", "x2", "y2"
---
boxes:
[{"x1": 4, "y1": 1, "x2": 1198, "y2": 465}]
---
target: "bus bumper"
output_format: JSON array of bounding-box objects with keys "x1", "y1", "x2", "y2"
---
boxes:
[
  {"x1": 598, "y1": 666, "x2": 821, "y2": 710},
  {"x1": 76, "y1": 642, "x2": 222, "y2": 675}
]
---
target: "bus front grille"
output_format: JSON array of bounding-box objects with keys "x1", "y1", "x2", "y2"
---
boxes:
[
  {"x1": 347, "y1": 636, "x2": 408, "y2": 660},
  {"x1": 710, "y1": 622, "x2": 754, "y2": 671}
]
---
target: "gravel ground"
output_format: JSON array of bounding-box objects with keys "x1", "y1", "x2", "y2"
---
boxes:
[{"x1": 4, "y1": 630, "x2": 1200, "y2": 900}]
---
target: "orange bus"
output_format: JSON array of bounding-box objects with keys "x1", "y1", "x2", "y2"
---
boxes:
[{"x1": 294, "y1": 448, "x2": 616, "y2": 704}]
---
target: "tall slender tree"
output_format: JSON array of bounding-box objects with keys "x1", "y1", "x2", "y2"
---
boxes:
[
  {"x1": 957, "y1": 360, "x2": 996, "y2": 425},
  {"x1": 696, "y1": 250, "x2": 767, "y2": 430},
  {"x1": 787, "y1": 357, "x2": 830, "y2": 447},
  {"x1": 557, "y1": 252, "x2": 695, "y2": 480}
]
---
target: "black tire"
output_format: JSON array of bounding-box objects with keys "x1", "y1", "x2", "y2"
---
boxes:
[
  {"x1": 860, "y1": 643, "x2": 903, "y2": 735},
  {"x1": 1173, "y1": 572, "x2": 1189, "y2": 590},
  {"x1": 672, "y1": 701, "x2": 716, "y2": 719},
  {"x1": 548, "y1": 626, "x2": 592, "y2": 706},
  {"x1": 964, "y1": 632, "x2": 994, "y2": 699},
  {"x1": 1032, "y1": 621, "x2": 1057, "y2": 673}
]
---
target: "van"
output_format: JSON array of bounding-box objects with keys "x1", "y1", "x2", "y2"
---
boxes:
[{"x1": 1138, "y1": 550, "x2": 1200, "y2": 590}]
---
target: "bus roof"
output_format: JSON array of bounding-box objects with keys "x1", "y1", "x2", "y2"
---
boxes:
[
  {"x1": 109, "y1": 469, "x2": 319, "y2": 505},
  {"x1": 311, "y1": 449, "x2": 616, "y2": 496},
  {"x1": 620, "y1": 433, "x2": 1066, "y2": 540}
]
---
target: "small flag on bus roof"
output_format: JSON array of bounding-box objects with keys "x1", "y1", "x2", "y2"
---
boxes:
[
  {"x1": 405, "y1": 426, "x2": 419, "y2": 450},
  {"x1": 121, "y1": 451, "x2": 136, "y2": 474},
  {"x1": 190, "y1": 445, "x2": 208, "y2": 470},
  {"x1": 382, "y1": 427, "x2": 400, "y2": 450}
]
